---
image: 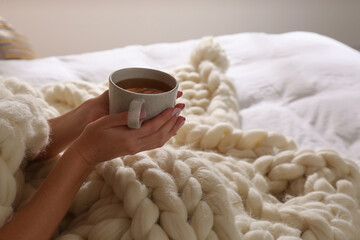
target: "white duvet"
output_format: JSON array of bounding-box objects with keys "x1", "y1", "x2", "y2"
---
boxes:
[{"x1": 0, "y1": 31, "x2": 359, "y2": 161}]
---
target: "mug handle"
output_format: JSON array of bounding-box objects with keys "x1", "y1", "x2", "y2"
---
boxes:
[{"x1": 128, "y1": 98, "x2": 145, "y2": 129}]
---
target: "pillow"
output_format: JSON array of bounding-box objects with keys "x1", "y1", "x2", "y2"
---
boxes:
[{"x1": 0, "y1": 16, "x2": 36, "y2": 59}]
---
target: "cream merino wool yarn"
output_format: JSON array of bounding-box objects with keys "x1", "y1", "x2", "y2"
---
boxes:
[
  {"x1": 1, "y1": 37, "x2": 360, "y2": 240},
  {"x1": 0, "y1": 77, "x2": 58, "y2": 226}
]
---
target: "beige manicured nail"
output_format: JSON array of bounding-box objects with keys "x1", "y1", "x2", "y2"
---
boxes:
[
  {"x1": 140, "y1": 110, "x2": 147, "y2": 120},
  {"x1": 172, "y1": 108, "x2": 181, "y2": 117},
  {"x1": 178, "y1": 119, "x2": 185, "y2": 128}
]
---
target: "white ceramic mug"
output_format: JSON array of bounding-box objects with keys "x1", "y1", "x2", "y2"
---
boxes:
[{"x1": 109, "y1": 67, "x2": 178, "y2": 129}]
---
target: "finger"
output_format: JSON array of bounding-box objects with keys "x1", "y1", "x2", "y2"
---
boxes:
[
  {"x1": 177, "y1": 91, "x2": 183, "y2": 99},
  {"x1": 175, "y1": 103, "x2": 185, "y2": 110},
  {"x1": 140, "y1": 105, "x2": 183, "y2": 136},
  {"x1": 168, "y1": 116, "x2": 186, "y2": 136},
  {"x1": 137, "y1": 118, "x2": 184, "y2": 152},
  {"x1": 140, "y1": 108, "x2": 173, "y2": 135},
  {"x1": 144, "y1": 115, "x2": 178, "y2": 142},
  {"x1": 138, "y1": 115, "x2": 185, "y2": 151},
  {"x1": 94, "y1": 112, "x2": 129, "y2": 128}
]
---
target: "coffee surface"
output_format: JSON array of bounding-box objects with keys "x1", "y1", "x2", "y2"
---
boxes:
[{"x1": 116, "y1": 78, "x2": 172, "y2": 94}]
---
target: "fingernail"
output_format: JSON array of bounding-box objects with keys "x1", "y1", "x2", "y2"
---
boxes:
[
  {"x1": 140, "y1": 110, "x2": 147, "y2": 120},
  {"x1": 171, "y1": 108, "x2": 181, "y2": 117},
  {"x1": 178, "y1": 118, "x2": 185, "y2": 128},
  {"x1": 176, "y1": 108, "x2": 182, "y2": 117},
  {"x1": 177, "y1": 103, "x2": 185, "y2": 110}
]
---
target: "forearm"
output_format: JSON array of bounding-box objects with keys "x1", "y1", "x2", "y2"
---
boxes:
[
  {"x1": 35, "y1": 102, "x2": 91, "y2": 161},
  {"x1": 34, "y1": 91, "x2": 109, "y2": 161},
  {"x1": 0, "y1": 148, "x2": 93, "y2": 240}
]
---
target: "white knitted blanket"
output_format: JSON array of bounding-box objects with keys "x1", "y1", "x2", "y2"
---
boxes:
[{"x1": 1, "y1": 38, "x2": 360, "y2": 240}]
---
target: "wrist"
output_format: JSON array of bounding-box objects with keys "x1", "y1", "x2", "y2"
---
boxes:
[
  {"x1": 72, "y1": 100, "x2": 95, "y2": 131},
  {"x1": 63, "y1": 143, "x2": 96, "y2": 173}
]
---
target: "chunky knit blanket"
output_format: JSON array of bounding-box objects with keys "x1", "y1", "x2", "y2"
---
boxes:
[{"x1": 1, "y1": 38, "x2": 360, "y2": 240}]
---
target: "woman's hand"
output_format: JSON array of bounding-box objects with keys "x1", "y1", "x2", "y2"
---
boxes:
[
  {"x1": 69, "y1": 103, "x2": 185, "y2": 166},
  {"x1": 79, "y1": 90, "x2": 110, "y2": 126},
  {"x1": 34, "y1": 90, "x2": 183, "y2": 161}
]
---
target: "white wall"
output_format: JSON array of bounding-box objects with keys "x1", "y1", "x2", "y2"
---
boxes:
[{"x1": 1, "y1": 0, "x2": 359, "y2": 57}]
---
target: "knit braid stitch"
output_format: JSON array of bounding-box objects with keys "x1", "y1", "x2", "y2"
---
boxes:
[{"x1": 0, "y1": 37, "x2": 359, "y2": 240}]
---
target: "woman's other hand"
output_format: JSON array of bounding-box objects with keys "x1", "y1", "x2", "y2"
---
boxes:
[{"x1": 69, "y1": 103, "x2": 186, "y2": 167}]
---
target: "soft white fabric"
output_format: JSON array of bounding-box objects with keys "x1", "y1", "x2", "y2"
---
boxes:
[
  {"x1": 1, "y1": 37, "x2": 360, "y2": 240},
  {"x1": 0, "y1": 78, "x2": 58, "y2": 226},
  {"x1": 0, "y1": 32, "x2": 359, "y2": 162}
]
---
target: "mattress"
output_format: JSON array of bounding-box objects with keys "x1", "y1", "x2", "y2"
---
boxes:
[{"x1": 0, "y1": 31, "x2": 359, "y2": 161}]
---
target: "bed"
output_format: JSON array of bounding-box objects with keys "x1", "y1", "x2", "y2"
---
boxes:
[
  {"x1": 1, "y1": 31, "x2": 360, "y2": 239},
  {"x1": 1, "y1": 31, "x2": 359, "y2": 161}
]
